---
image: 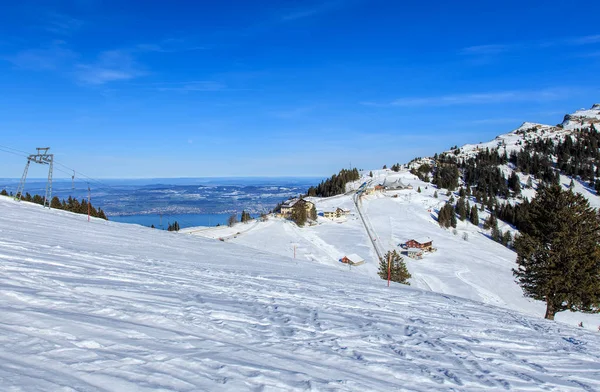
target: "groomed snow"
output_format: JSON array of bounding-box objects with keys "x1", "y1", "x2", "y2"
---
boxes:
[{"x1": 3, "y1": 196, "x2": 599, "y2": 391}]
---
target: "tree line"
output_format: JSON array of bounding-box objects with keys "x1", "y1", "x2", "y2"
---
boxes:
[
  {"x1": 306, "y1": 168, "x2": 360, "y2": 197},
  {"x1": 1, "y1": 190, "x2": 108, "y2": 220}
]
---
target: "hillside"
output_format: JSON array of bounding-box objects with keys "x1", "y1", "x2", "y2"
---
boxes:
[
  {"x1": 189, "y1": 105, "x2": 600, "y2": 331},
  {"x1": 2, "y1": 196, "x2": 600, "y2": 391}
]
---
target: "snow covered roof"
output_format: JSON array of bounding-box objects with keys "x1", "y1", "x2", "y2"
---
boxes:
[
  {"x1": 382, "y1": 177, "x2": 407, "y2": 189},
  {"x1": 411, "y1": 237, "x2": 432, "y2": 245},
  {"x1": 343, "y1": 253, "x2": 364, "y2": 263},
  {"x1": 407, "y1": 248, "x2": 424, "y2": 253}
]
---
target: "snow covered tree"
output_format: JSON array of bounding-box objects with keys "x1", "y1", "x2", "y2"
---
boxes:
[
  {"x1": 378, "y1": 250, "x2": 411, "y2": 285},
  {"x1": 513, "y1": 184, "x2": 600, "y2": 320}
]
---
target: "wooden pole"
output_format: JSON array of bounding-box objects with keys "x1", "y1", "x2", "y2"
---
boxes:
[{"x1": 387, "y1": 252, "x2": 391, "y2": 287}]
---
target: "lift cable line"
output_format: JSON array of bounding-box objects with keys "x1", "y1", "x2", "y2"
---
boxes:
[
  {"x1": 15, "y1": 147, "x2": 54, "y2": 208},
  {"x1": 1, "y1": 143, "x2": 199, "y2": 229}
]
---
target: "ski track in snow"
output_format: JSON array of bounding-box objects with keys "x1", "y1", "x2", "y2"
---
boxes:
[{"x1": 1, "y1": 197, "x2": 600, "y2": 391}]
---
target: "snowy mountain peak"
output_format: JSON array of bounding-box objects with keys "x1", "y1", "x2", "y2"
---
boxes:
[
  {"x1": 561, "y1": 104, "x2": 600, "y2": 130},
  {"x1": 515, "y1": 121, "x2": 547, "y2": 132}
]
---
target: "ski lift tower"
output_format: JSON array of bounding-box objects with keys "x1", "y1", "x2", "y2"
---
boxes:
[{"x1": 15, "y1": 147, "x2": 54, "y2": 208}]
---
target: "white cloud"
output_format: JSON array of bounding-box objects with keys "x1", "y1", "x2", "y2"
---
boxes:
[
  {"x1": 75, "y1": 50, "x2": 145, "y2": 85},
  {"x1": 45, "y1": 12, "x2": 84, "y2": 35},
  {"x1": 4, "y1": 41, "x2": 77, "y2": 70},
  {"x1": 367, "y1": 88, "x2": 576, "y2": 108},
  {"x1": 153, "y1": 81, "x2": 227, "y2": 92}
]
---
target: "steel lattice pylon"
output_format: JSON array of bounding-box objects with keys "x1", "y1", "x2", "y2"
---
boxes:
[{"x1": 15, "y1": 147, "x2": 54, "y2": 208}]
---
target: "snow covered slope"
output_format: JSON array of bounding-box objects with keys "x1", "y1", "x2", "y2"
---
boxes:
[{"x1": 2, "y1": 196, "x2": 600, "y2": 391}]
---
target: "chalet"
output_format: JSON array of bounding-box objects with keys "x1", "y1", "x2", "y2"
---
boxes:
[
  {"x1": 280, "y1": 198, "x2": 314, "y2": 218},
  {"x1": 403, "y1": 238, "x2": 433, "y2": 251},
  {"x1": 404, "y1": 248, "x2": 424, "y2": 260},
  {"x1": 383, "y1": 178, "x2": 409, "y2": 190},
  {"x1": 323, "y1": 207, "x2": 350, "y2": 219},
  {"x1": 341, "y1": 254, "x2": 365, "y2": 266},
  {"x1": 323, "y1": 210, "x2": 337, "y2": 219},
  {"x1": 336, "y1": 207, "x2": 350, "y2": 217}
]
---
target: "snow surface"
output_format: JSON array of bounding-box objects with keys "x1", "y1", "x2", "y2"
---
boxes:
[{"x1": 2, "y1": 196, "x2": 600, "y2": 391}]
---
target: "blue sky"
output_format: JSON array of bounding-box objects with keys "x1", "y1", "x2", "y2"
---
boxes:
[{"x1": 0, "y1": 0, "x2": 599, "y2": 178}]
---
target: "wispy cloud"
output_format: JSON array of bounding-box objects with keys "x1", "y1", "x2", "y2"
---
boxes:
[
  {"x1": 461, "y1": 34, "x2": 600, "y2": 57},
  {"x1": 44, "y1": 12, "x2": 84, "y2": 35},
  {"x1": 134, "y1": 38, "x2": 205, "y2": 53},
  {"x1": 4, "y1": 41, "x2": 77, "y2": 70},
  {"x1": 75, "y1": 50, "x2": 145, "y2": 85},
  {"x1": 364, "y1": 88, "x2": 575, "y2": 107},
  {"x1": 152, "y1": 81, "x2": 227, "y2": 92},
  {"x1": 280, "y1": 0, "x2": 345, "y2": 21},
  {"x1": 567, "y1": 34, "x2": 600, "y2": 45},
  {"x1": 460, "y1": 44, "x2": 513, "y2": 55}
]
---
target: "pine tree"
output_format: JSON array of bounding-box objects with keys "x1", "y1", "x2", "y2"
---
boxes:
[
  {"x1": 469, "y1": 205, "x2": 479, "y2": 226},
  {"x1": 513, "y1": 184, "x2": 600, "y2": 320},
  {"x1": 228, "y1": 213, "x2": 237, "y2": 227},
  {"x1": 309, "y1": 204, "x2": 317, "y2": 221},
  {"x1": 433, "y1": 190, "x2": 438, "y2": 198},
  {"x1": 456, "y1": 197, "x2": 467, "y2": 221},
  {"x1": 378, "y1": 250, "x2": 411, "y2": 285},
  {"x1": 369, "y1": 171, "x2": 373, "y2": 177},
  {"x1": 0, "y1": 189, "x2": 7, "y2": 196},
  {"x1": 292, "y1": 202, "x2": 307, "y2": 227},
  {"x1": 417, "y1": 186, "x2": 421, "y2": 193}
]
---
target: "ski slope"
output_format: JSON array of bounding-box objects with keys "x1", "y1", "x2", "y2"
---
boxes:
[{"x1": 2, "y1": 196, "x2": 600, "y2": 391}]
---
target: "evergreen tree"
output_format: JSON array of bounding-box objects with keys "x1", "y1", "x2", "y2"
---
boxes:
[
  {"x1": 438, "y1": 203, "x2": 456, "y2": 228},
  {"x1": 417, "y1": 186, "x2": 421, "y2": 193},
  {"x1": 508, "y1": 171, "x2": 521, "y2": 194},
  {"x1": 433, "y1": 190, "x2": 438, "y2": 198},
  {"x1": 50, "y1": 196, "x2": 62, "y2": 209},
  {"x1": 0, "y1": 189, "x2": 7, "y2": 196},
  {"x1": 369, "y1": 171, "x2": 373, "y2": 177},
  {"x1": 241, "y1": 210, "x2": 252, "y2": 223},
  {"x1": 469, "y1": 205, "x2": 479, "y2": 226},
  {"x1": 513, "y1": 184, "x2": 600, "y2": 320},
  {"x1": 228, "y1": 213, "x2": 237, "y2": 227},
  {"x1": 378, "y1": 250, "x2": 411, "y2": 285},
  {"x1": 309, "y1": 204, "x2": 317, "y2": 221},
  {"x1": 291, "y1": 202, "x2": 308, "y2": 227},
  {"x1": 456, "y1": 197, "x2": 467, "y2": 221},
  {"x1": 502, "y1": 231, "x2": 512, "y2": 247}
]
